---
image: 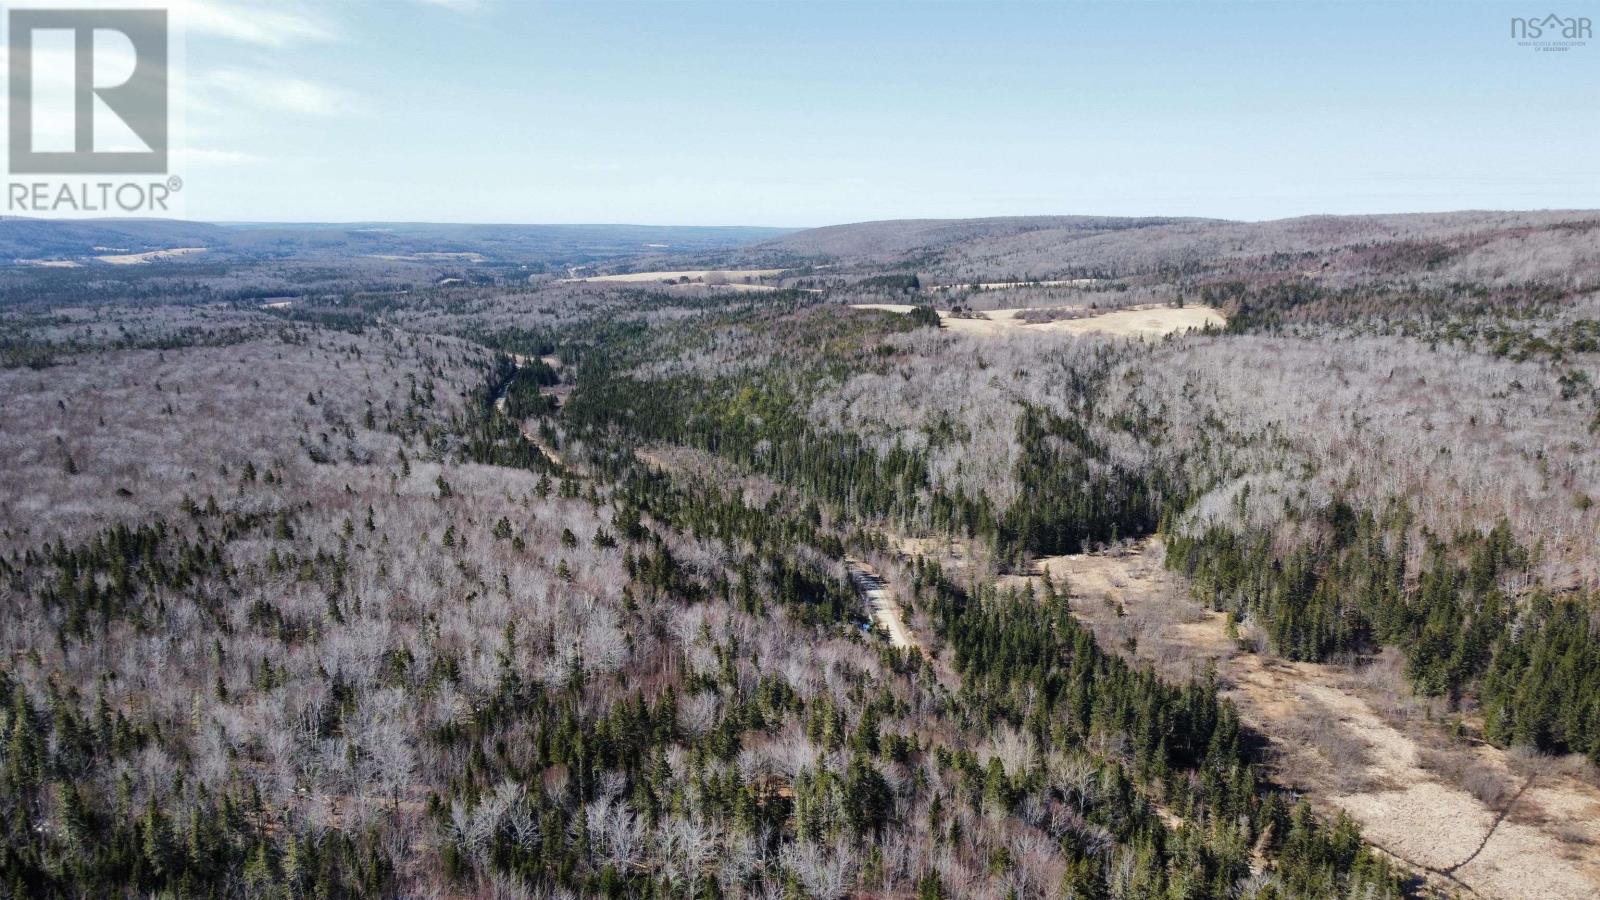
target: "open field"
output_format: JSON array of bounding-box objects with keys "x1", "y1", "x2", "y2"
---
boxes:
[
  {"x1": 367, "y1": 251, "x2": 487, "y2": 262},
  {"x1": 707, "y1": 281, "x2": 779, "y2": 292},
  {"x1": 1005, "y1": 540, "x2": 1600, "y2": 900},
  {"x1": 852, "y1": 302, "x2": 1225, "y2": 338},
  {"x1": 564, "y1": 268, "x2": 786, "y2": 283},
  {"x1": 929, "y1": 278, "x2": 1099, "y2": 291},
  {"x1": 93, "y1": 247, "x2": 208, "y2": 264},
  {"x1": 660, "y1": 280, "x2": 780, "y2": 293}
]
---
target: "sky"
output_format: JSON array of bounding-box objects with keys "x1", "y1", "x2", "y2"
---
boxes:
[{"x1": 9, "y1": 0, "x2": 1600, "y2": 225}]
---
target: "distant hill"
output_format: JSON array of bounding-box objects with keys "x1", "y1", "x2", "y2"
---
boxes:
[
  {"x1": 0, "y1": 218, "x2": 231, "y2": 260},
  {"x1": 0, "y1": 219, "x2": 795, "y2": 266},
  {"x1": 753, "y1": 215, "x2": 1203, "y2": 262},
  {"x1": 748, "y1": 210, "x2": 1600, "y2": 284},
  {"x1": 11, "y1": 212, "x2": 1599, "y2": 291}
]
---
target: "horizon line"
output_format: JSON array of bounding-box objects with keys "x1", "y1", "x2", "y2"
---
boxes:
[{"x1": 3, "y1": 206, "x2": 1599, "y2": 231}]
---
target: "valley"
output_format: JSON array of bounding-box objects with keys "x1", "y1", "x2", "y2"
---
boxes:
[
  {"x1": 3, "y1": 210, "x2": 1599, "y2": 898},
  {"x1": 1, "y1": 0, "x2": 1585, "y2": 895}
]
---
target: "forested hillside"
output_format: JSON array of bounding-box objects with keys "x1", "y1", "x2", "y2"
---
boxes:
[
  {"x1": 744, "y1": 210, "x2": 1600, "y2": 290},
  {"x1": 0, "y1": 220, "x2": 790, "y2": 267},
  {"x1": 2, "y1": 210, "x2": 1598, "y2": 897}
]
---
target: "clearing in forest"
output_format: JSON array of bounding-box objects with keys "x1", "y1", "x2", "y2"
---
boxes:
[
  {"x1": 563, "y1": 268, "x2": 784, "y2": 284},
  {"x1": 851, "y1": 303, "x2": 1225, "y2": 338},
  {"x1": 928, "y1": 278, "x2": 1099, "y2": 291},
  {"x1": 93, "y1": 247, "x2": 208, "y2": 264},
  {"x1": 366, "y1": 251, "x2": 487, "y2": 262},
  {"x1": 1008, "y1": 540, "x2": 1600, "y2": 900},
  {"x1": 845, "y1": 558, "x2": 919, "y2": 652}
]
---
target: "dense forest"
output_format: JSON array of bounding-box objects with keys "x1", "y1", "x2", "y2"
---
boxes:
[{"x1": 2, "y1": 210, "x2": 1599, "y2": 897}]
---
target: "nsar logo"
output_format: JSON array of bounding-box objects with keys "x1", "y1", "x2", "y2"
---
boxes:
[{"x1": 1510, "y1": 12, "x2": 1592, "y2": 52}]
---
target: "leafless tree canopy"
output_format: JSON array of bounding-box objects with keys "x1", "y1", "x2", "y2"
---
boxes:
[{"x1": 3, "y1": 211, "x2": 1598, "y2": 897}]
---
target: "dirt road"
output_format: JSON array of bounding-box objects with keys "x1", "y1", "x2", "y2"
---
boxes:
[
  {"x1": 495, "y1": 354, "x2": 567, "y2": 466},
  {"x1": 846, "y1": 557, "x2": 918, "y2": 652}
]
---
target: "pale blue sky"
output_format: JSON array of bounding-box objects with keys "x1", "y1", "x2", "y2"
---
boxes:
[{"x1": 164, "y1": 0, "x2": 1600, "y2": 224}]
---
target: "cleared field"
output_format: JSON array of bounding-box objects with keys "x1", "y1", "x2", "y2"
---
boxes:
[
  {"x1": 367, "y1": 251, "x2": 486, "y2": 262},
  {"x1": 666, "y1": 281, "x2": 779, "y2": 292},
  {"x1": 931, "y1": 278, "x2": 1099, "y2": 291},
  {"x1": 94, "y1": 247, "x2": 208, "y2": 264},
  {"x1": 851, "y1": 303, "x2": 920, "y2": 313},
  {"x1": 852, "y1": 303, "x2": 1225, "y2": 338},
  {"x1": 1007, "y1": 540, "x2": 1600, "y2": 900},
  {"x1": 564, "y1": 268, "x2": 785, "y2": 283}
]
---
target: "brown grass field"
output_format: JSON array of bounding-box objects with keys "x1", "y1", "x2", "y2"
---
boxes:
[
  {"x1": 992, "y1": 540, "x2": 1600, "y2": 900},
  {"x1": 851, "y1": 303, "x2": 1225, "y2": 338}
]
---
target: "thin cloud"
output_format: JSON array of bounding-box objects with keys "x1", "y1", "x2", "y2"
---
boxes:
[
  {"x1": 193, "y1": 68, "x2": 359, "y2": 117},
  {"x1": 173, "y1": 147, "x2": 268, "y2": 166},
  {"x1": 411, "y1": 0, "x2": 493, "y2": 12},
  {"x1": 173, "y1": 0, "x2": 340, "y2": 47}
]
